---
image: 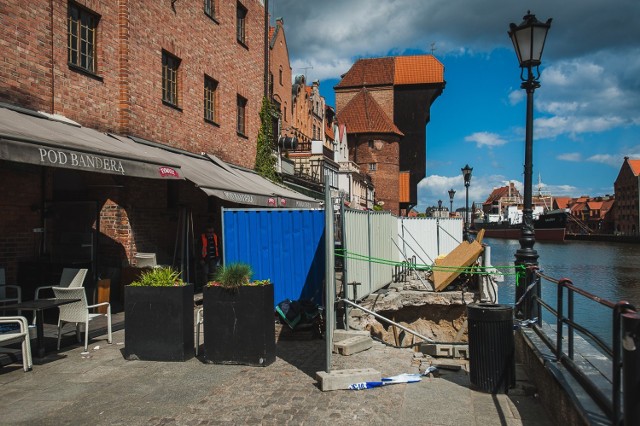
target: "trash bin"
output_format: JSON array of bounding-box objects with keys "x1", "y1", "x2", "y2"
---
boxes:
[{"x1": 467, "y1": 303, "x2": 515, "y2": 394}]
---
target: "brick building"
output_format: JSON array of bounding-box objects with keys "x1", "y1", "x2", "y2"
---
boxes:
[
  {"x1": 614, "y1": 157, "x2": 640, "y2": 234},
  {"x1": 334, "y1": 55, "x2": 445, "y2": 215},
  {"x1": 0, "y1": 1, "x2": 318, "y2": 300}
]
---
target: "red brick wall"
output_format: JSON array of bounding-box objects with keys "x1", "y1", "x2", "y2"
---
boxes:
[
  {"x1": 0, "y1": 1, "x2": 54, "y2": 111},
  {"x1": 352, "y1": 136, "x2": 400, "y2": 214},
  {"x1": 1, "y1": 0, "x2": 266, "y2": 168}
]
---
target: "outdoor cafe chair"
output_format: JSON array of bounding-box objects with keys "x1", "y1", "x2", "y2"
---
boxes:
[
  {"x1": 34, "y1": 268, "x2": 88, "y2": 300},
  {"x1": 0, "y1": 316, "x2": 32, "y2": 371},
  {"x1": 0, "y1": 267, "x2": 22, "y2": 307},
  {"x1": 33, "y1": 268, "x2": 87, "y2": 324},
  {"x1": 52, "y1": 287, "x2": 112, "y2": 352}
]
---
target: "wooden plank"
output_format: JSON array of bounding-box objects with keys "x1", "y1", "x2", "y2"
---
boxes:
[{"x1": 432, "y1": 240, "x2": 484, "y2": 292}]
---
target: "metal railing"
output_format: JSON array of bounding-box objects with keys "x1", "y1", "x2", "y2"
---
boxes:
[
  {"x1": 521, "y1": 267, "x2": 639, "y2": 425},
  {"x1": 393, "y1": 256, "x2": 416, "y2": 283}
]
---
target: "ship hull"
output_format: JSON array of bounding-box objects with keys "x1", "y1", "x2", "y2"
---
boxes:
[{"x1": 474, "y1": 211, "x2": 567, "y2": 242}]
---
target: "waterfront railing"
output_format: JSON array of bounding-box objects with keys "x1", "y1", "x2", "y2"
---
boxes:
[{"x1": 521, "y1": 267, "x2": 639, "y2": 425}]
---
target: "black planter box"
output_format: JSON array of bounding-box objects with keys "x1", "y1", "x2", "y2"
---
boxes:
[
  {"x1": 203, "y1": 284, "x2": 276, "y2": 366},
  {"x1": 124, "y1": 284, "x2": 194, "y2": 361}
]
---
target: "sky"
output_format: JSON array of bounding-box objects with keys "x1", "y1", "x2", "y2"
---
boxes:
[{"x1": 269, "y1": 0, "x2": 640, "y2": 212}]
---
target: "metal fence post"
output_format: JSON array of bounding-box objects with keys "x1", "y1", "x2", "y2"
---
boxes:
[{"x1": 623, "y1": 311, "x2": 640, "y2": 426}]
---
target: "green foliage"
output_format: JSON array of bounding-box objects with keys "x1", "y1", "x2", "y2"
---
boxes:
[
  {"x1": 129, "y1": 267, "x2": 186, "y2": 287},
  {"x1": 212, "y1": 262, "x2": 253, "y2": 289},
  {"x1": 254, "y1": 96, "x2": 280, "y2": 182},
  {"x1": 207, "y1": 263, "x2": 272, "y2": 288},
  {"x1": 372, "y1": 204, "x2": 383, "y2": 211}
]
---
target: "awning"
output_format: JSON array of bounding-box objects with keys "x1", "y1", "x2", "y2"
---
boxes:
[
  {"x1": 0, "y1": 105, "x2": 182, "y2": 180},
  {"x1": 127, "y1": 137, "x2": 321, "y2": 208}
]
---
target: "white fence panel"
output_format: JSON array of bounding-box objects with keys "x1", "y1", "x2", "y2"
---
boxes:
[
  {"x1": 397, "y1": 217, "x2": 463, "y2": 267},
  {"x1": 343, "y1": 211, "x2": 462, "y2": 300},
  {"x1": 343, "y1": 209, "x2": 395, "y2": 299}
]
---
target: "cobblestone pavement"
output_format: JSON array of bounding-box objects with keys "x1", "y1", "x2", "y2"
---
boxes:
[{"x1": 0, "y1": 327, "x2": 552, "y2": 425}]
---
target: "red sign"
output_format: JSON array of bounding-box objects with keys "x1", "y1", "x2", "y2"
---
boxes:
[{"x1": 159, "y1": 167, "x2": 179, "y2": 178}]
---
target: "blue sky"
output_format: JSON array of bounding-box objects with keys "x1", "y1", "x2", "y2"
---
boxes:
[{"x1": 272, "y1": 0, "x2": 640, "y2": 212}]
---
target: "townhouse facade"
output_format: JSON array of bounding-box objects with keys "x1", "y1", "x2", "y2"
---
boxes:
[{"x1": 614, "y1": 157, "x2": 640, "y2": 234}]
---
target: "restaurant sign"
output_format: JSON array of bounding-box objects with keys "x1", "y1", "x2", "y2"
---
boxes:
[{"x1": 0, "y1": 138, "x2": 181, "y2": 180}]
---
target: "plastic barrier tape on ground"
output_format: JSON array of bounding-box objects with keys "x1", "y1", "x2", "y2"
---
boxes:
[{"x1": 348, "y1": 373, "x2": 422, "y2": 390}]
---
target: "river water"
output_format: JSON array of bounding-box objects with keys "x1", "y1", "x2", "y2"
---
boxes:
[{"x1": 485, "y1": 237, "x2": 640, "y2": 344}]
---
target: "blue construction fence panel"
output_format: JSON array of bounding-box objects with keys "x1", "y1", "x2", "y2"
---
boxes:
[{"x1": 221, "y1": 208, "x2": 325, "y2": 307}]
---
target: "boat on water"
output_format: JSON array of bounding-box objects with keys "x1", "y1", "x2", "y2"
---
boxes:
[
  {"x1": 472, "y1": 180, "x2": 568, "y2": 241},
  {"x1": 473, "y1": 208, "x2": 568, "y2": 241}
]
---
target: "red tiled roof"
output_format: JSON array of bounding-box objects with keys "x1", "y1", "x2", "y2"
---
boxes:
[
  {"x1": 336, "y1": 88, "x2": 403, "y2": 136},
  {"x1": 553, "y1": 197, "x2": 571, "y2": 209},
  {"x1": 335, "y1": 55, "x2": 444, "y2": 89},
  {"x1": 394, "y1": 55, "x2": 444, "y2": 85},
  {"x1": 335, "y1": 57, "x2": 395, "y2": 88},
  {"x1": 482, "y1": 184, "x2": 521, "y2": 206},
  {"x1": 588, "y1": 201, "x2": 603, "y2": 210},
  {"x1": 628, "y1": 159, "x2": 640, "y2": 176}
]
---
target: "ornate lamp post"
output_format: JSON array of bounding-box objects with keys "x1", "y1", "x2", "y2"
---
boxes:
[
  {"x1": 509, "y1": 11, "x2": 551, "y2": 318},
  {"x1": 448, "y1": 188, "x2": 456, "y2": 217},
  {"x1": 461, "y1": 165, "x2": 473, "y2": 241},
  {"x1": 438, "y1": 199, "x2": 443, "y2": 216}
]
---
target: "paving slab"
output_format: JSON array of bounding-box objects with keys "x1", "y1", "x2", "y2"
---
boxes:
[{"x1": 0, "y1": 315, "x2": 553, "y2": 425}]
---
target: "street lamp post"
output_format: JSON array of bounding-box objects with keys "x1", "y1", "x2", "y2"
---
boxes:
[
  {"x1": 461, "y1": 165, "x2": 473, "y2": 241},
  {"x1": 509, "y1": 11, "x2": 551, "y2": 318},
  {"x1": 448, "y1": 188, "x2": 456, "y2": 217}
]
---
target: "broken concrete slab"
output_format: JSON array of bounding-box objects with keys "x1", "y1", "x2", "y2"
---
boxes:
[
  {"x1": 333, "y1": 329, "x2": 370, "y2": 342},
  {"x1": 316, "y1": 368, "x2": 381, "y2": 391},
  {"x1": 333, "y1": 335, "x2": 373, "y2": 355}
]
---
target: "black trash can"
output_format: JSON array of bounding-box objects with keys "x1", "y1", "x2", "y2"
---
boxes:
[{"x1": 467, "y1": 303, "x2": 515, "y2": 394}]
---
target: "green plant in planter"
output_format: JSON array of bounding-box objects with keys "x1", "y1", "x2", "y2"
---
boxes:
[
  {"x1": 129, "y1": 267, "x2": 186, "y2": 287},
  {"x1": 207, "y1": 263, "x2": 271, "y2": 289}
]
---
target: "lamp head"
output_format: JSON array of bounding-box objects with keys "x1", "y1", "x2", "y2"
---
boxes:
[
  {"x1": 508, "y1": 11, "x2": 552, "y2": 69},
  {"x1": 448, "y1": 188, "x2": 456, "y2": 200},
  {"x1": 461, "y1": 164, "x2": 473, "y2": 186}
]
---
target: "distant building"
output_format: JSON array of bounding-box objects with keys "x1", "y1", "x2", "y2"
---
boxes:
[
  {"x1": 614, "y1": 157, "x2": 640, "y2": 234},
  {"x1": 334, "y1": 55, "x2": 445, "y2": 215}
]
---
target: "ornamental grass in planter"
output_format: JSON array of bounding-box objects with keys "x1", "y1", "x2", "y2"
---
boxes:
[
  {"x1": 203, "y1": 262, "x2": 275, "y2": 366},
  {"x1": 124, "y1": 267, "x2": 194, "y2": 361}
]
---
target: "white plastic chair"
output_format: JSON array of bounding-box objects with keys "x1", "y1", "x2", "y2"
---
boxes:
[
  {"x1": 0, "y1": 267, "x2": 22, "y2": 306},
  {"x1": 52, "y1": 287, "x2": 112, "y2": 352},
  {"x1": 195, "y1": 307, "x2": 204, "y2": 356},
  {"x1": 0, "y1": 316, "x2": 32, "y2": 371},
  {"x1": 34, "y1": 268, "x2": 88, "y2": 300}
]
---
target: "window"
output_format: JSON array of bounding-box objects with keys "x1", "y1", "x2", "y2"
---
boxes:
[
  {"x1": 204, "y1": 0, "x2": 215, "y2": 18},
  {"x1": 279, "y1": 67, "x2": 283, "y2": 85},
  {"x1": 68, "y1": 3, "x2": 99, "y2": 73},
  {"x1": 204, "y1": 76, "x2": 218, "y2": 123},
  {"x1": 268, "y1": 72, "x2": 273, "y2": 97},
  {"x1": 237, "y1": 95, "x2": 247, "y2": 135},
  {"x1": 236, "y1": 2, "x2": 247, "y2": 45},
  {"x1": 162, "y1": 51, "x2": 180, "y2": 107},
  {"x1": 369, "y1": 163, "x2": 377, "y2": 172}
]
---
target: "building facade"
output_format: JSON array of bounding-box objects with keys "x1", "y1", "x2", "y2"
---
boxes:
[
  {"x1": 614, "y1": 157, "x2": 640, "y2": 234},
  {"x1": 0, "y1": 0, "x2": 274, "y2": 297},
  {"x1": 334, "y1": 55, "x2": 445, "y2": 215}
]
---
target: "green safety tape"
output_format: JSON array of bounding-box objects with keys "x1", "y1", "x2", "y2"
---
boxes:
[{"x1": 335, "y1": 248, "x2": 527, "y2": 284}]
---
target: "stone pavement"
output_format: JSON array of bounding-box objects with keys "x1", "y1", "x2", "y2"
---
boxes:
[{"x1": 0, "y1": 325, "x2": 553, "y2": 425}]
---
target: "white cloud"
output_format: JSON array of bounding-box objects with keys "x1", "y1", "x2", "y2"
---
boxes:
[
  {"x1": 557, "y1": 152, "x2": 582, "y2": 162},
  {"x1": 464, "y1": 132, "x2": 508, "y2": 148},
  {"x1": 586, "y1": 154, "x2": 621, "y2": 167}
]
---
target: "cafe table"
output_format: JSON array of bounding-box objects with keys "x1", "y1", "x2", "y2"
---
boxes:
[{"x1": 1, "y1": 298, "x2": 80, "y2": 358}]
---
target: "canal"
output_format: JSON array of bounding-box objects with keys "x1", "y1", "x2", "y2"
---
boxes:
[{"x1": 485, "y1": 237, "x2": 640, "y2": 344}]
